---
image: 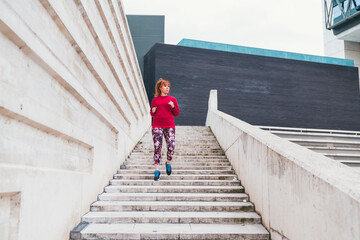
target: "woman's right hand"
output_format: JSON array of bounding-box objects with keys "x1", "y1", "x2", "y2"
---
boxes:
[{"x1": 152, "y1": 107, "x2": 157, "y2": 113}]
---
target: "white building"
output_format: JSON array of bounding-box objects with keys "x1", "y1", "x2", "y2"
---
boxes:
[{"x1": 323, "y1": 0, "x2": 360, "y2": 83}]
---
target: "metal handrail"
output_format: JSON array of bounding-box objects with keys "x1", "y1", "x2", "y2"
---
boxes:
[{"x1": 257, "y1": 125, "x2": 360, "y2": 136}]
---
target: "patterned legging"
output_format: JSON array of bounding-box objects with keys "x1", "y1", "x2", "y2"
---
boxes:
[{"x1": 152, "y1": 128, "x2": 175, "y2": 165}]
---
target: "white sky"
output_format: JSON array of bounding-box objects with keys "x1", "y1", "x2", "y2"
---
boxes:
[{"x1": 122, "y1": 0, "x2": 326, "y2": 56}]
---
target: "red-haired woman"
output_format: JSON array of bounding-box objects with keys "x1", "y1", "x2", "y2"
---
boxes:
[{"x1": 150, "y1": 78, "x2": 180, "y2": 181}]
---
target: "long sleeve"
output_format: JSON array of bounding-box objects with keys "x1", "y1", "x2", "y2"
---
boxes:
[
  {"x1": 151, "y1": 96, "x2": 178, "y2": 128},
  {"x1": 150, "y1": 99, "x2": 156, "y2": 117},
  {"x1": 171, "y1": 98, "x2": 180, "y2": 117}
]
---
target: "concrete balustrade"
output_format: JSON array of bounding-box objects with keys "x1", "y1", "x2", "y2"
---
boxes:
[
  {"x1": 0, "y1": 1, "x2": 150, "y2": 240},
  {"x1": 206, "y1": 90, "x2": 360, "y2": 240}
]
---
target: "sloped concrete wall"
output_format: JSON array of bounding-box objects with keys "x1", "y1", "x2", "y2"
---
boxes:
[
  {"x1": 206, "y1": 90, "x2": 360, "y2": 240},
  {"x1": 0, "y1": 1, "x2": 150, "y2": 239}
]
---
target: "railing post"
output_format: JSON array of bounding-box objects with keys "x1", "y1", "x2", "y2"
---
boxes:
[
  {"x1": 208, "y1": 89, "x2": 218, "y2": 111},
  {"x1": 206, "y1": 90, "x2": 218, "y2": 126}
]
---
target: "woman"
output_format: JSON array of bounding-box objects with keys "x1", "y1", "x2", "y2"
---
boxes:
[{"x1": 150, "y1": 78, "x2": 180, "y2": 181}]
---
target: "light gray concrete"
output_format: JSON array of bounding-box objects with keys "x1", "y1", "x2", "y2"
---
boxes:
[
  {"x1": 206, "y1": 89, "x2": 360, "y2": 240},
  {"x1": 0, "y1": 1, "x2": 150, "y2": 239},
  {"x1": 82, "y1": 211, "x2": 261, "y2": 224},
  {"x1": 71, "y1": 126, "x2": 269, "y2": 239},
  {"x1": 81, "y1": 223, "x2": 269, "y2": 240},
  {"x1": 98, "y1": 192, "x2": 249, "y2": 202},
  {"x1": 259, "y1": 126, "x2": 360, "y2": 169}
]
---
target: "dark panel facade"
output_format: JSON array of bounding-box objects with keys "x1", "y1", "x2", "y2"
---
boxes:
[
  {"x1": 144, "y1": 43, "x2": 360, "y2": 131},
  {"x1": 126, "y1": 15, "x2": 164, "y2": 77}
]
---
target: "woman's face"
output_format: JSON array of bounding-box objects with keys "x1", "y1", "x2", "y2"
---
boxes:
[{"x1": 160, "y1": 84, "x2": 170, "y2": 95}]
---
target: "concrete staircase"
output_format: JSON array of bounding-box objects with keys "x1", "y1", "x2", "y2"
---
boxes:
[
  {"x1": 70, "y1": 126, "x2": 269, "y2": 240},
  {"x1": 259, "y1": 126, "x2": 360, "y2": 170}
]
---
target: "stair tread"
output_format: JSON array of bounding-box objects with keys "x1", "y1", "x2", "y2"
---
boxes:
[
  {"x1": 114, "y1": 174, "x2": 237, "y2": 177},
  {"x1": 110, "y1": 179, "x2": 239, "y2": 183},
  {"x1": 81, "y1": 223, "x2": 269, "y2": 235},
  {"x1": 84, "y1": 211, "x2": 260, "y2": 218},
  {"x1": 99, "y1": 192, "x2": 248, "y2": 197},
  {"x1": 92, "y1": 201, "x2": 251, "y2": 207},
  {"x1": 71, "y1": 126, "x2": 269, "y2": 239},
  {"x1": 289, "y1": 138, "x2": 360, "y2": 144},
  {"x1": 306, "y1": 146, "x2": 360, "y2": 150},
  {"x1": 105, "y1": 185, "x2": 243, "y2": 189},
  {"x1": 118, "y1": 169, "x2": 232, "y2": 172}
]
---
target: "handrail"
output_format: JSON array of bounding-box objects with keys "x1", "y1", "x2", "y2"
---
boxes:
[{"x1": 257, "y1": 125, "x2": 360, "y2": 135}]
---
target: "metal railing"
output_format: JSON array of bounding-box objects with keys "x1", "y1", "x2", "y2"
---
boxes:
[{"x1": 324, "y1": 0, "x2": 360, "y2": 29}]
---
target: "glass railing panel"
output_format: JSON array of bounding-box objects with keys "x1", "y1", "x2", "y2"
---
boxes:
[{"x1": 324, "y1": 0, "x2": 360, "y2": 29}]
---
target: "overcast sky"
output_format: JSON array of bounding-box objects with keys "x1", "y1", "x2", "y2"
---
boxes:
[{"x1": 122, "y1": 0, "x2": 325, "y2": 56}]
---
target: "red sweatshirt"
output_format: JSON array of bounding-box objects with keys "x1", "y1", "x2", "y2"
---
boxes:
[{"x1": 150, "y1": 95, "x2": 180, "y2": 128}]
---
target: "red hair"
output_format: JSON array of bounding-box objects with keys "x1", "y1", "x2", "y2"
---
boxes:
[{"x1": 154, "y1": 78, "x2": 171, "y2": 97}]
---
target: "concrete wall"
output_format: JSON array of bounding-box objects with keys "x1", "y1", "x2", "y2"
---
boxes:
[
  {"x1": 206, "y1": 90, "x2": 360, "y2": 240},
  {"x1": 0, "y1": 1, "x2": 150, "y2": 240}
]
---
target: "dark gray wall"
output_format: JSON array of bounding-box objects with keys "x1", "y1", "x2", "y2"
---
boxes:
[
  {"x1": 126, "y1": 15, "x2": 164, "y2": 77},
  {"x1": 144, "y1": 43, "x2": 360, "y2": 131}
]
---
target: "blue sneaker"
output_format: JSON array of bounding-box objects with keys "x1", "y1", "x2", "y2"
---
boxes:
[
  {"x1": 165, "y1": 161, "x2": 172, "y2": 175},
  {"x1": 154, "y1": 170, "x2": 161, "y2": 181}
]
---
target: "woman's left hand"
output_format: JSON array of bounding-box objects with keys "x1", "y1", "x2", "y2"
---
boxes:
[{"x1": 168, "y1": 101, "x2": 175, "y2": 108}]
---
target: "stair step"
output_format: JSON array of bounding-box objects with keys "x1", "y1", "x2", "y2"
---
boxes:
[
  {"x1": 117, "y1": 169, "x2": 234, "y2": 175},
  {"x1": 124, "y1": 165, "x2": 231, "y2": 170},
  {"x1": 104, "y1": 185, "x2": 244, "y2": 194},
  {"x1": 124, "y1": 162, "x2": 230, "y2": 167},
  {"x1": 109, "y1": 179, "x2": 241, "y2": 186},
  {"x1": 125, "y1": 161, "x2": 231, "y2": 166},
  {"x1": 98, "y1": 192, "x2": 249, "y2": 202},
  {"x1": 82, "y1": 211, "x2": 261, "y2": 224},
  {"x1": 125, "y1": 160, "x2": 230, "y2": 164},
  {"x1": 132, "y1": 150, "x2": 224, "y2": 153},
  {"x1": 138, "y1": 143, "x2": 219, "y2": 145},
  {"x1": 325, "y1": 154, "x2": 360, "y2": 160},
  {"x1": 292, "y1": 139, "x2": 360, "y2": 148},
  {"x1": 113, "y1": 174, "x2": 238, "y2": 180},
  {"x1": 74, "y1": 223, "x2": 269, "y2": 240},
  {"x1": 135, "y1": 146, "x2": 222, "y2": 150},
  {"x1": 132, "y1": 155, "x2": 226, "y2": 158},
  {"x1": 70, "y1": 126, "x2": 269, "y2": 240},
  {"x1": 134, "y1": 146, "x2": 222, "y2": 149},
  {"x1": 306, "y1": 146, "x2": 360, "y2": 155},
  {"x1": 125, "y1": 161, "x2": 229, "y2": 166},
  {"x1": 140, "y1": 136, "x2": 217, "y2": 139},
  {"x1": 128, "y1": 155, "x2": 227, "y2": 158},
  {"x1": 131, "y1": 154, "x2": 225, "y2": 158},
  {"x1": 91, "y1": 201, "x2": 253, "y2": 212},
  {"x1": 272, "y1": 131, "x2": 360, "y2": 141},
  {"x1": 127, "y1": 157, "x2": 228, "y2": 161},
  {"x1": 134, "y1": 140, "x2": 218, "y2": 143}
]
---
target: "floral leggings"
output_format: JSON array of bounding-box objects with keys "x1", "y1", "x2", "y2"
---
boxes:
[{"x1": 152, "y1": 128, "x2": 175, "y2": 165}]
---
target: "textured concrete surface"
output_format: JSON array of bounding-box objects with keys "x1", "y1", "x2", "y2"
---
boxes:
[
  {"x1": 0, "y1": 1, "x2": 149, "y2": 239},
  {"x1": 71, "y1": 126, "x2": 269, "y2": 239},
  {"x1": 206, "y1": 90, "x2": 360, "y2": 240}
]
